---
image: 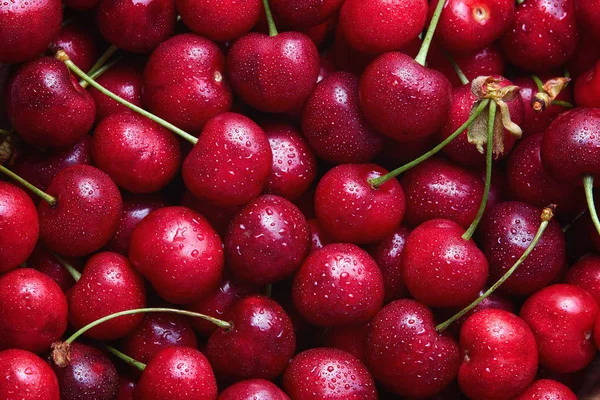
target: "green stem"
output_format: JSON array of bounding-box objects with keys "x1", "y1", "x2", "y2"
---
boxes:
[
  {"x1": 87, "y1": 45, "x2": 118, "y2": 76},
  {"x1": 584, "y1": 175, "x2": 600, "y2": 237},
  {"x1": 56, "y1": 51, "x2": 198, "y2": 145},
  {"x1": 369, "y1": 99, "x2": 490, "y2": 187},
  {"x1": 0, "y1": 128, "x2": 11, "y2": 136},
  {"x1": 104, "y1": 345, "x2": 146, "y2": 371},
  {"x1": 0, "y1": 164, "x2": 57, "y2": 206},
  {"x1": 415, "y1": 0, "x2": 446, "y2": 66},
  {"x1": 516, "y1": 0, "x2": 525, "y2": 4},
  {"x1": 437, "y1": 205, "x2": 555, "y2": 333},
  {"x1": 265, "y1": 284, "x2": 272, "y2": 298},
  {"x1": 443, "y1": 50, "x2": 469, "y2": 85},
  {"x1": 65, "y1": 308, "x2": 231, "y2": 344},
  {"x1": 80, "y1": 56, "x2": 123, "y2": 89},
  {"x1": 52, "y1": 253, "x2": 81, "y2": 281},
  {"x1": 551, "y1": 100, "x2": 574, "y2": 109},
  {"x1": 462, "y1": 101, "x2": 496, "y2": 241},
  {"x1": 531, "y1": 75, "x2": 544, "y2": 93},
  {"x1": 262, "y1": 0, "x2": 278, "y2": 37}
]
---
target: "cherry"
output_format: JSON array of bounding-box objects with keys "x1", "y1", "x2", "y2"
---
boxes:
[
  {"x1": 182, "y1": 192, "x2": 239, "y2": 237},
  {"x1": 0, "y1": 0, "x2": 62, "y2": 64},
  {"x1": 27, "y1": 245, "x2": 78, "y2": 292},
  {"x1": 520, "y1": 284, "x2": 599, "y2": 373},
  {"x1": 292, "y1": 243, "x2": 384, "y2": 326},
  {"x1": 206, "y1": 295, "x2": 296, "y2": 381},
  {"x1": 219, "y1": 379, "x2": 289, "y2": 400},
  {"x1": 134, "y1": 347, "x2": 218, "y2": 400},
  {"x1": 323, "y1": 324, "x2": 368, "y2": 364},
  {"x1": 566, "y1": 254, "x2": 600, "y2": 305},
  {"x1": 89, "y1": 62, "x2": 144, "y2": 121},
  {"x1": 270, "y1": 0, "x2": 343, "y2": 29},
  {"x1": 367, "y1": 226, "x2": 410, "y2": 303},
  {"x1": 301, "y1": 71, "x2": 383, "y2": 164},
  {"x1": 7, "y1": 57, "x2": 96, "y2": 149},
  {"x1": 366, "y1": 299, "x2": 459, "y2": 397},
  {"x1": 307, "y1": 218, "x2": 332, "y2": 252},
  {"x1": 117, "y1": 375, "x2": 136, "y2": 400},
  {"x1": 0, "y1": 268, "x2": 67, "y2": 353},
  {"x1": 49, "y1": 22, "x2": 98, "y2": 73},
  {"x1": 0, "y1": 182, "x2": 39, "y2": 273},
  {"x1": 330, "y1": 26, "x2": 377, "y2": 75},
  {"x1": 575, "y1": 59, "x2": 600, "y2": 108},
  {"x1": 143, "y1": 33, "x2": 232, "y2": 134},
  {"x1": 51, "y1": 342, "x2": 119, "y2": 400},
  {"x1": 575, "y1": 0, "x2": 600, "y2": 44},
  {"x1": 568, "y1": 36, "x2": 600, "y2": 80},
  {"x1": 458, "y1": 309, "x2": 538, "y2": 400},
  {"x1": 515, "y1": 379, "x2": 577, "y2": 400},
  {"x1": 314, "y1": 164, "x2": 405, "y2": 244},
  {"x1": 129, "y1": 206, "x2": 224, "y2": 304},
  {"x1": 0, "y1": 349, "x2": 60, "y2": 400}
]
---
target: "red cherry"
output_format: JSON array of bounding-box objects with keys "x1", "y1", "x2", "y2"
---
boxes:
[
  {"x1": 0, "y1": 268, "x2": 67, "y2": 353},
  {"x1": 27, "y1": 245, "x2": 78, "y2": 292},
  {"x1": 402, "y1": 219, "x2": 488, "y2": 307},
  {"x1": 0, "y1": 349, "x2": 60, "y2": 400},
  {"x1": 330, "y1": 26, "x2": 377, "y2": 75},
  {"x1": 366, "y1": 299, "x2": 459, "y2": 397},
  {"x1": 129, "y1": 206, "x2": 224, "y2": 304},
  {"x1": 207, "y1": 295, "x2": 296, "y2": 381},
  {"x1": 49, "y1": 22, "x2": 98, "y2": 72},
  {"x1": 301, "y1": 72, "x2": 384, "y2": 164},
  {"x1": 567, "y1": 35, "x2": 600, "y2": 80},
  {"x1": 270, "y1": 0, "x2": 343, "y2": 29},
  {"x1": 315, "y1": 164, "x2": 405, "y2": 244},
  {"x1": 574, "y1": 59, "x2": 600, "y2": 108},
  {"x1": 134, "y1": 347, "x2": 217, "y2": 400},
  {"x1": 0, "y1": 182, "x2": 39, "y2": 273},
  {"x1": 117, "y1": 375, "x2": 136, "y2": 400},
  {"x1": 307, "y1": 218, "x2": 332, "y2": 252},
  {"x1": 515, "y1": 379, "x2": 577, "y2": 400},
  {"x1": 182, "y1": 191, "x2": 239, "y2": 237},
  {"x1": 7, "y1": 57, "x2": 96, "y2": 148},
  {"x1": 219, "y1": 379, "x2": 289, "y2": 400},
  {"x1": 292, "y1": 243, "x2": 384, "y2": 326},
  {"x1": 143, "y1": 33, "x2": 232, "y2": 133},
  {"x1": 89, "y1": 62, "x2": 144, "y2": 121},
  {"x1": 458, "y1": 309, "x2": 538, "y2": 400},
  {"x1": 323, "y1": 324, "x2": 368, "y2": 365},
  {"x1": 575, "y1": 0, "x2": 600, "y2": 44},
  {"x1": 227, "y1": 32, "x2": 319, "y2": 113},
  {"x1": 520, "y1": 284, "x2": 599, "y2": 373},
  {"x1": 566, "y1": 254, "x2": 600, "y2": 305}
]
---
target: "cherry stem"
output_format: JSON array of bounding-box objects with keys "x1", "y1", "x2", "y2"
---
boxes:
[
  {"x1": 583, "y1": 175, "x2": 600, "y2": 237},
  {"x1": 443, "y1": 50, "x2": 469, "y2": 85},
  {"x1": 462, "y1": 101, "x2": 496, "y2": 240},
  {"x1": 265, "y1": 284, "x2": 272, "y2": 297},
  {"x1": 0, "y1": 164, "x2": 57, "y2": 206},
  {"x1": 415, "y1": 0, "x2": 446, "y2": 66},
  {"x1": 262, "y1": 0, "x2": 278, "y2": 37},
  {"x1": 516, "y1": 0, "x2": 524, "y2": 3},
  {"x1": 551, "y1": 99, "x2": 574, "y2": 109},
  {"x1": 64, "y1": 308, "x2": 231, "y2": 344},
  {"x1": 531, "y1": 74, "x2": 544, "y2": 92},
  {"x1": 53, "y1": 253, "x2": 81, "y2": 281},
  {"x1": 562, "y1": 208, "x2": 587, "y2": 233},
  {"x1": 369, "y1": 99, "x2": 490, "y2": 188},
  {"x1": 437, "y1": 205, "x2": 555, "y2": 333},
  {"x1": 0, "y1": 128, "x2": 11, "y2": 136},
  {"x1": 104, "y1": 345, "x2": 146, "y2": 371},
  {"x1": 56, "y1": 50, "x2": 199, "y2": 145},
  {"x1": 87, "y1": 45, "x2": 118, "y2": 76},
  {"x1": 80, "y1": 56, "x2": 123, "y2": 89}
]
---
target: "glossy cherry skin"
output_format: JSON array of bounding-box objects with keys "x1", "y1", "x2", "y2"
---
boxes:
[
  {"x1": 575, "y1": 0, "x2": 600, "y2": 43},
  {"x1": 315, "y1": 164, "x2": 405, "y2": 244},
  {"x1": 92, "y1": 112, "x2": 181, "y2": 193},
  {"x1": 262, "y1": 122, "x2": 317, "y2": 200},
  {"x1": 0, "y1": 268, "x2": 67, "y2": 353},
  {"x1": 293, "y1": 244, "x2": 384, "y2": 327},
  {"x1": 38, "y1": 165, "x2": 122, "y2": 257},
  {"x1": 219, "y1": 379, "x2": 289, "y2": 399},
  {"x1": 307, "y1": 218, "x2": 332, "y2": 252},
  {"x1": 458, "y1": 309, "x2": 538, "y2": 400},
  {"x1": 49, "y1": 22, "x2": 98, "y2": 72},
  {"x1": 0, "y1": 182, "x2": 39, "y2": 273},
  {"x1": 359, "y1": 52, "x2": 452, "y2": 141},
  {"x1": 0, "y1": 349, "x2": 60, "y2": 400},
  {"x1": 0, "y1": 0, "x2": 62, "y2": 64},
  {"x1": 521, "y1": 284, "x2": 599, "y2": 373},
  {"x1": 368, "y1": 226, "x2": 410, "y2": 303},
  {"x1": 566, "y1": 255, "x2": 600, "y2": 305},
  {"x1": 143, "y1": 34, "x2": 232, "y2": 134},
  {"x1": 68, "y1": 252, "x2": 146, "y2": 340},
  {"x1": 501, "y1": 0, "x2": 579, "y2": 72},
  {"x1": 515, "y1": 379, "x2": 577, "y2": 400},
  {"x1": 403, "y1": 219, "x2": 488, "y2": 307},
  {"x1": 51, "y1": 343, "x2": 119, "y2": 400},
  {"x1": 283, "y1": 348, "x2": 377, "y2": 400},
  {"x1": 366, "y1": 299, "x2": 459, "y2": 397},
  {"x1": 270, "y1": 0, "x2": 343, "y2": 29},
  {"x1": 89, "y1": 62, "x2": 144, "y2": 120},
  {"x1": 227, "y1": 32, "x2": 319, "y2": 113},
  {"x1": 323, "y1": 324, "x2": 368, "y2": 365},
  {"x1": 27, "y1": 245, "x2": 77, "y2": 292},
  {"x1": 134, "y1": 347, "x2": 217, "y2": 400},
  {"x1": 7, "y1": 57, "x2": 95, "y2": 149},
  {"x1": 302, "y1": 72, "x2": 383, "y2": 164},
  {"x1": 575, "y1": 60, "x2": 600, "y2": 108},
  {"x1": 129, "y1": 206, "x2": 224, "y2": 304},
  {"x1": 207, "y1": 295, "x2": 296, "y2": 381},
  {"x1": 480, "y1": 201, "x2": 566, "y2": 296}
]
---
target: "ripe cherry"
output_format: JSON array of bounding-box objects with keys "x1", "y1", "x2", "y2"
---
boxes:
[
  {"x1": 575, "y1": 0, "x2": 600, "y2": 43},
  {"x1": 566, "y1": 254, "x2": 600, "y2": 305},
  {"x1": 574, "y1": 59, "x2": 600, "y2": 108},
  {"x1": 49, "y1": 22, "x2": 98, "y2": 73},
  {"x1": 0, "y1": 349, "x2": 60, "y2": 400},
  {"x1": 307, "y1": 219, "x2": 332, "y2": 252},
  {"x1": 515, "y1": 379, "x2": 577, "y2": 400},
  {"x1": 181, "y1": 192, "x2": 239, "y2": 237},
  {"x1": 323, "y1": 324, "x2": 368, "y2": 364},
  {"x1": 270, "y1": 0, "x2": 343, "y2": 29},
  {"x1": 368, "y1": 226, "x2": 410, "y2": 303},
  {"x1": 117, "y1": 375, "x2": 136, "y2": 400},
  {"x1": 89, "y1": 62, "x2": 144, "y2": 121},
  {"x1": 330, "y1": 26, "x2": 377, "y2": 75},
  {"x1": 27, "y1": 245, "x2": 78, "y2": 292},
  {"x1": 219, "y1": 379, "x2": 289, "y2": 399}
]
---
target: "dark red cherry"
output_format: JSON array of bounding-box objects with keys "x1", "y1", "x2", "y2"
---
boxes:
[
  {"x1": 92, "y1": 112, "x2": 181, "y2": 193},
  {"x1": 283, "y1": 348, "x2": 377, "y2": 400},
  {"x1": 403, "y1": 219, "x2": 488, "y2": 307},
  {"x1": 521, "y1": 284, "x2": 599, "y2": 373},
  {"x1": 575, "y1": 0, "x2": 600, "y2": 43},
  {"x1": 575, "y1": 60, "x2": 600, "y2": 108},
  {"x1": 323, "y1": 324, "x2": 368, "y2": 364},
  {"x1": 207, "y1": 295, "x2": 296, "y2": 381},
  {"x1": 181, "y1": 191, "x2": 239, "y2": 237},
  {"x1": 219, "y1": 379, "x2": 289, "y2": 400},
  {"x1": 302, "y1": 71, "x2": 384, "y2": 164},
  {"x1": 501, "y1": 0, "x2": 579, "y2": 72},
  {"x1": 129, "y1": 206, "x2": 224, "y2": 304},
  {"x1": 143, "y1": 33, "x2": 232, "y2": 133},
  {"x1": 183, "y1": 113, "x2": 272, "y2": 207},
  {"x1": 315, "y1": 164, "x2": 405, "y2": 244},
  {"x1": 27, "y1": 245, "x2": 78, "y2": 292},
  {"x1": 134, "y1": 347, "x2": 217, "y2": 400},
  {"x1": 330, "y1": 26, "x2": 377, "y2": 75},
  {"x1": 0, "y1": 0, "x2": 62, "y2": 64},
  {"x1": 0, "y1": 268, "x2": 67, "y2": 353},
  {"x1": 49, "y1": 22, "x2": 98, "y2": 73},
  {"x1": 7, "y1": 57, "x2": 95, "y2": 149},
  {"x1": 359, "y1": 52, "x2": 452, "y2": 141},
  {"x1": 366, "y1": 299, "x2": 460, "y2": 397},
  {"x1": 38, "y1": 165, "x2": 122, "y2": 257},
  {"x1": 51, "y1": 343, "x2": 119, "y2": 400},
  {"x1": 89, "y1": 62, "x2": 144, "y2": 121},
  {"x1": 368, "y1": 226, "x2": 410, "y2": 303},
  {"x1": 227, "y1": 32, "x2": 319, "y2": 113},
  {"x1": 567, "y1": 35, "x2": 600, "y2": 80},
  {"x1": 307, "y1": 218, "x2": 332, "y2": 252},
  {"x1": 0, "y1": 349, "x2": 60, "y2": 400},
  {"x1": 515, "y1": 379, "x2": 577, "y2": 400},
  {"x1": 270, "y1": 0, "x2": 343, "y2": 29},
  {"x1": 117, "y1": 375, "x2": 136, "y2": 400},
  {"x1": 566, "y1": 255, "x2": 600, "y2": 305},
  {"x1": 68, "y1": 252, "x2": 146, "y2": 341},
  {"x1": 292, "y1": 243, "x2": 384, "y2": 326},
  {"x1": 0, "y1": 182, "x2": 39, "y2": 273},
  {"x1": 458, "y1": 309, "x2": 538, "y2": 400}
]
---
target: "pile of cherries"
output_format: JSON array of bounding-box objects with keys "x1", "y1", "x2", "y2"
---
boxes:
[{"x1": 2, "y1": 0, "x2": 600, "y2": 398}]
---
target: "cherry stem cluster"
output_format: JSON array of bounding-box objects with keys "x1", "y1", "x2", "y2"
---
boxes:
[
  {"x1": 415, "y1": 0, "x2": 446, "y2": 66},
  {"x1": 0, "y1": 164, "x2": 57, "y2": 206},
  {"x1": 583, "y1": 175, "x2": 600, "y2": 237},
  {"x1": 262, "y1": 0, "x2": 279, "y2": 37}
]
